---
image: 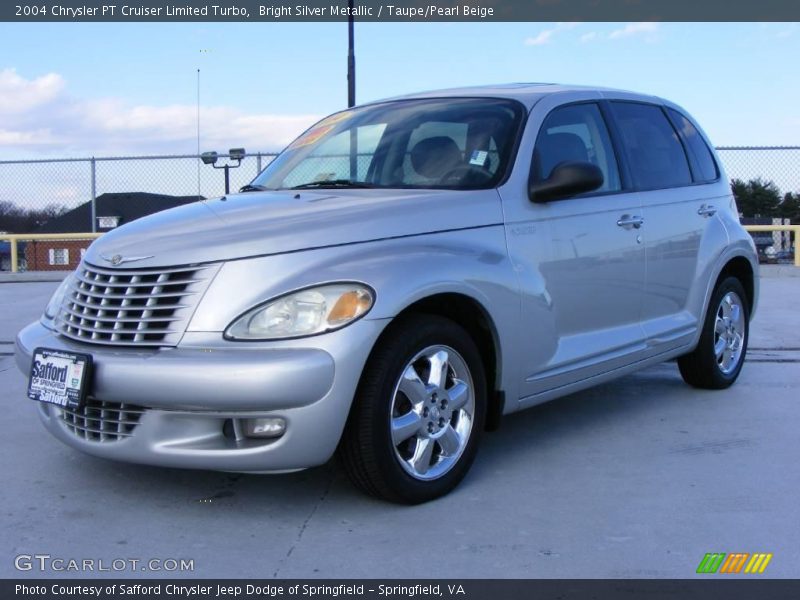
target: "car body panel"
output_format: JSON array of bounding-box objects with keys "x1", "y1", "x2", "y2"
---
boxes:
[
  {"x1": 187, "y1": 229, "x2": 523, "y2": 408},
  {"x1": 85, "y1": 187, "x2": 504, "y2": 269}
]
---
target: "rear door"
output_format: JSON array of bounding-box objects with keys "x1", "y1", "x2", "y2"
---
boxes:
[{"x1": 608, "y1": 101, "x2": 727, "y2": 354}]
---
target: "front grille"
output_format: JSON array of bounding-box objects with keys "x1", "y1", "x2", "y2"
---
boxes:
[
  {"x1": 60, "y1": 399, "x2": 146, "y2": 442},
  {"x1": 56, "y1": 262, "x2": 215, "y2": 347}
]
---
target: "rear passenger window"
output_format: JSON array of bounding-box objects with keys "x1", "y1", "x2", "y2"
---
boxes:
[
  {"x1": 667, "y1": 108, "x2": 719, "y2": 182},
  {"x1": 533, "y1": 103, "x2": 621, "y2": 193},
  {"x1": 610, "y1": 102, "x2": 692, "y2": 190}
]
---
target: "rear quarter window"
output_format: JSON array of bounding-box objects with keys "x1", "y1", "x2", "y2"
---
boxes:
[{"x1": 667, "y1": 108, "x2": 719, "y2": 183}]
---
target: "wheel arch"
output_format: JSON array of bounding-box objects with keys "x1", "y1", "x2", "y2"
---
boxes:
[
  {"x1": 370, "y1": 292, "x2": 505, "y2": 431},
  {"x1": 715, "y1": 255, "x2": 756, "y2": 316}
]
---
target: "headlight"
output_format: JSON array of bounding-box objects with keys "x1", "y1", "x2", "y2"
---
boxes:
[
  {"x1": 225, "y1": 283, "x2": 374, "y2": 340},
  {"x1": 43, "y1": 275, "x2": 74, "y2": 322}
]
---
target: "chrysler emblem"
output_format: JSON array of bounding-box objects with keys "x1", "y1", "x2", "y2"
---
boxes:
[{"x1": 101, "y1": 253, "x2": 154, "y2": 266}]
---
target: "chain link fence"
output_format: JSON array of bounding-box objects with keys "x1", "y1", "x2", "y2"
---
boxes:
[
  {"x1": 1, "y1": 147, "x2": 798, "y2": 271},
  {"x1": 0, "y1": 153, "x2": 277, "y2": 271},
  {"x1": 716, "y1": 147, "x2": 800, "y2": 195},
  {"x1": 0, "y1": 153, "x2": 277, "y2": 233}
]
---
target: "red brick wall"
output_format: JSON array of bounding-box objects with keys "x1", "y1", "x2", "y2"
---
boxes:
[{"x1": 24, "y1": 240, "x2": 92, "y2": 272}]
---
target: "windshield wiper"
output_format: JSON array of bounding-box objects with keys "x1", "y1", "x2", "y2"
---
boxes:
[
  {"x1": 290, "y1": 179, "x2": 377, "y2": 190},
  {"x1": 239, "y1": 184, "x2": 268, "y2": 193}
]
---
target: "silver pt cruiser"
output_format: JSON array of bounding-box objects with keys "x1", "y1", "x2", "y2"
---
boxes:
[{"x1": 17, "y1": 84, "x2": 758, "y2": 503}]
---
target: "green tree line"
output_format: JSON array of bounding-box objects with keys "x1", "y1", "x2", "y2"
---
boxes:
[{"x1": 732, "y1": 178, "x2": 800, "y2": 222}]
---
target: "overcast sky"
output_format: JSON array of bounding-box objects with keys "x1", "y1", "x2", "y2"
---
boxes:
[{"x1": 0, "y1": 21, "x2": 798, "y2": 160}]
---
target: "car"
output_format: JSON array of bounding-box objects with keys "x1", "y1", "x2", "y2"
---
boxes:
[
  {"x1": 16, "y1": 83, "x2": 759, "y2": 503},
  {"x1": 762, "y1": 247, "x2": 794, "y2": 264}
]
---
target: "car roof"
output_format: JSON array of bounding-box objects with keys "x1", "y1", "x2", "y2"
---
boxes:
[{"x1": 372, "y1": 82, "x2": 667, "y2": 110}]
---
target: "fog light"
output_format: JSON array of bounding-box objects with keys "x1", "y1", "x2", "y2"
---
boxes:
[{"x1": 242, "y1": 417, "x2": 286, "y2": 439}]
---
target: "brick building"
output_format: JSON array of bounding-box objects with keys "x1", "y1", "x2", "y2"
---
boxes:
[{"x1": 25, "y1": 192, "x2": 201, "y2": 271}]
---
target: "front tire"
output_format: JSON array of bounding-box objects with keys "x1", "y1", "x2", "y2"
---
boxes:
[
  {"x1": 339, "y1": 314, "x2": 486, "y2": 504},
  {"x1": 678, "y1": 276, "x2": 749, "y2": 389}
]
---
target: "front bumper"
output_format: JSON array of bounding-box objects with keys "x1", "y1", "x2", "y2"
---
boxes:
[{"x1": 15, "y1": 319, "x2": 387, "y2": 472}]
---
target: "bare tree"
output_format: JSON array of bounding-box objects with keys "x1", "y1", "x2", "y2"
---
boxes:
[{"x1": 0, "y1": 201, "x2": 68, "y2": 233}]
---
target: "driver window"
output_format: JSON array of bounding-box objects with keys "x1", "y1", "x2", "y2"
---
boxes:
[{"x1": 533, "y1": 103, "x2": 621, "y2": 193}]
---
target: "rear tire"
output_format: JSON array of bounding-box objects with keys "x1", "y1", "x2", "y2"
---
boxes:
[
  {"x1": 339, "y1": 314, "x2": 486, "y2": 504},
  {"x1": 678, "y1": 277, "x2": 749, "y2": 389}
]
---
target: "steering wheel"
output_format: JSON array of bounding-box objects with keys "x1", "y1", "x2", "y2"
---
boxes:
[{"x1": 439, "y1": 164, "x2": 494, "y2": 185}]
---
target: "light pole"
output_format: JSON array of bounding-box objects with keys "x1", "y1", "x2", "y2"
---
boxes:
[
  {"x1": 347, "y1": 2, "x2": 357, "y2": 179},
  {"x1": 201, "y1": 148, "x2": 246, "y2": 195},
  {"x1": 347, "y1": 0, "x2": 355, "y2": 108}
]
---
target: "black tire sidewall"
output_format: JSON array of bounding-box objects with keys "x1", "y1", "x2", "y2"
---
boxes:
[
  {"x1": 359, "y1": 315, "x2": 487, "y2": 503},
  {"x1": 695, "y1": 277, "x2": 750, "y2": 387}
]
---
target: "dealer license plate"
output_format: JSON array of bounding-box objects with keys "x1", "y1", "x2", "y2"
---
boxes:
[{"x1": 27, "y1": 348, "x2": 92, "y2": 408}]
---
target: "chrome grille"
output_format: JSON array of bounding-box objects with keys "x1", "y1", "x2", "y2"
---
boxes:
[
  {"x1": 56, "y1": 262, "x2": 215, "y2": 347},
  {"x1": 60, "y1": 399, "x2": 146, "y2": 442}
]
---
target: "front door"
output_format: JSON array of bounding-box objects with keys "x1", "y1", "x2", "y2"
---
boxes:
[{"x1": 501, "y1": 101, "x2": 647, "y2": 402}]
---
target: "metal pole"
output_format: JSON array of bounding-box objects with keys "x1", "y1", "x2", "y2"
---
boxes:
[
  {"x1": 197, "y1": 69, "x2": 201, "y2": 199},
  {"x1": 224, "y1": 164, "x2": 230, "y2": 195},
  {"x1": 256, "y1": 152, "x2": 262, "y2": 175},
  {"x1": 10, "y1": 236, "x2": 18, "y2": 273},
  {"x1": 795, "y1": 227, "x2": 800, "y2": 267},
  {"x1": 347, "y1": 3, "x2": 357, "y2": 179},
  {"x1": 347, "y1": 1, "x2": 355, "y2": 108},
  {"x1": 90, "y1": 157, "x2": 97, "y2": 233}
]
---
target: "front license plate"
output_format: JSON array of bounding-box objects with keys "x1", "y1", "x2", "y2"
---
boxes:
[{"x1": 27, "y1": 348, "x2": 92, "y2": 408}]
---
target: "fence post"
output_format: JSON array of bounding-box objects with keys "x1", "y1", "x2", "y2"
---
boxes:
[
  {"x1": 10, "y1": 236, "x2": 18, "y2": 273},
  {"x1": 90, "y1": 157, "x2": 97, "y2": 233},
  {"x1": 256, "y1": 152, "x2": 262, "y2": 175},
  {"x1": 795, "y1": 227, "x2": 800, "y2": 267}
]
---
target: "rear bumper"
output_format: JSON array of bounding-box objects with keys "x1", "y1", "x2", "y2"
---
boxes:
[{"x1": 15, "y1": 319, "x2": 387, "y2": 472}]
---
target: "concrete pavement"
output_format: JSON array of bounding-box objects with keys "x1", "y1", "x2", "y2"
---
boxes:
[{"x1": 0, "y1": 277, "x2": 797, "y2": 579}]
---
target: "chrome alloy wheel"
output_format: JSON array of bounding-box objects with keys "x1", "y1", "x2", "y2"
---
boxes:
[
  {"x1": 389, "y1": 345, "x2": 475, "y2": 481},
  {"x1": 714, "y1": 291, "x2": 746, "y2": 375}
]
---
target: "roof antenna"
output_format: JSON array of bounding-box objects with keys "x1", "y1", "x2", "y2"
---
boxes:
[{"x1": 196, "y1": 67, "x2": 201, "y2": 200}]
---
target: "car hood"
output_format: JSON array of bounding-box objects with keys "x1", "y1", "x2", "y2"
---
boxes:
[{"x1": 84, "y1": 188, "x2": 503, "y2": 268}]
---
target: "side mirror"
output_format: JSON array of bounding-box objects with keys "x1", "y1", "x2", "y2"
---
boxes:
[{"x1": 529, "y1": 161, "x2": 604, "y2": 203}]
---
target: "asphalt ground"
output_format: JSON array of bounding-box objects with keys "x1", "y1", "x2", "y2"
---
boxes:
[{"x1": 0, "y1": 277, "x2": 797, "y2": 579}]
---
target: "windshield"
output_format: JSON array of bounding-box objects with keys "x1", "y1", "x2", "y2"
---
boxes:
[{"x1": 251, "y1": 98, "x2": 525, "y2": 191}]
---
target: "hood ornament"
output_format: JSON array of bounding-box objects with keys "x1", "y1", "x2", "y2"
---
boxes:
[{"x1": 101, "y1": 254, "x2": 154, "y2": 266}]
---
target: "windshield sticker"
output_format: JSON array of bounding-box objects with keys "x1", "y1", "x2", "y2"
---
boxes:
[
  {"x1": 288, "y1": 125, "x2": 334, "y2": 150},
  {"x1": 469, "y1": 150, "x2": 489, "y2": 166},
  {"x1": 317, "y1": 111, "x2": 353, "y2": 127}
]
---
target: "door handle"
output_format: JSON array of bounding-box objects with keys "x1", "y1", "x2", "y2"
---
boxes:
[
  {"x1": 698, "y1": 204, "x2": 717, "y2": 217},
  {"x1": 617, "y1": 214, "x2": 644, "y2": 229}
]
